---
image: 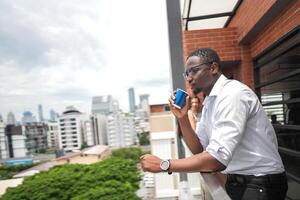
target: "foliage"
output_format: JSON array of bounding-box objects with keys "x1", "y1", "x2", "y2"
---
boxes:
[
  {"x1": 80, "y1": 142, "x2": 88, "y2": 150},
  {"x1": 0, "y1": 157, "x2": 141, "y2": 200},
  {"x1": 0, "y1": 164, "x2": 36, "y2": 180},
  {"x1": 111, "y1": 147, "x2": 143, "y2": 162},
  {"x1": 138, "y1": 132, "x2": 150, "y2": 145}
]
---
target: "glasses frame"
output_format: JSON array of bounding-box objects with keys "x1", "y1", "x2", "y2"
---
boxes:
[{"x1": 183, "y1": 62, "x2": 212, "y2": 80}]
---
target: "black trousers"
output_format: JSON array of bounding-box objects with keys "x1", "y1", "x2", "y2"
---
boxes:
[{"x1": 225, "y1": 172, "x2": 288, "y2": 200}]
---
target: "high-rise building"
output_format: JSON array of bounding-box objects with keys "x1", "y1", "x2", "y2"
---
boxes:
[
  {"x1": 38, "y1": 104, "x2": 44, "y2": 122},
  {"x1": 128, "y1": 88, "x2": 136, "y2": 113},
  {"x1": 139, "y1": 94, "x2": 150, "y2": 113},
  {"x1": 82, "y1": 119, "x2": 94, "y2": 147},
  {"x1": 24, "y1": 123, "x2": 48, "y2": 154},
  {"x1": 91, "y1": 114, "x2": 108, "y2": 145},
  {"x1": 58, "y1": 106, "x2": 90, "y2": 152},
  {"x1": 107, "y1": 111, "x2": 137, "y2": 149},
  {"x1": 49, "y1": 109, "x2": 58, "y2": 122},
  {"x1": 46, "y1": 121, "x2": 59, "y2": 149},
  {"x1": 0, "y1": 121, "x2": 9, "y2": 159},
  {"x1": 22, "y1": 111, "x2": 36, "y2": 124},
  {"x1": 91, "y1": 95, "x2": 119, "y2": 115},
  {"x1": 7, "y1": 112, "x2": 16, "y2": 125},
  {"x1": 5, "y1": 125, "x2": 28, "y2": 158},
  {"x1": 0, "y1": 114, "x2": 3, "y2": 122}
]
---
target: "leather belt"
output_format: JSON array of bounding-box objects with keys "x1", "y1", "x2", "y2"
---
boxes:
[{"x1": 227, "y1": 172, "x2": 286, "y2": 184}]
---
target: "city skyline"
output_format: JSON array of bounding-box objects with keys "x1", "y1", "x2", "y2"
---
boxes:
[{"x1": 0, "y1": 0, "x2": 172, "y2": 121}]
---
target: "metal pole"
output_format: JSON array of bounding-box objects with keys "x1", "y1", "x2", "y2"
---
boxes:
[{"x1": 166, "y1": 0, "x2": 187, "y2": 182}]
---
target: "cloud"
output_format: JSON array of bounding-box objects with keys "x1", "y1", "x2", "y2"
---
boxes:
[{"x1": 0, "y1": 0, "x2": 172, "y2": 121}]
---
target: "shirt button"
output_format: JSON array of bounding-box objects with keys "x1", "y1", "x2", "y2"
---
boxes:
[{"x1": 259, "y1": 189, "x2": 263, "y2": 192}]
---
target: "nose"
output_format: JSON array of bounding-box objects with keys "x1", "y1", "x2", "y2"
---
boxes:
[{"x1": 186, "y1": 75, "x2": 193, "y2": 84}]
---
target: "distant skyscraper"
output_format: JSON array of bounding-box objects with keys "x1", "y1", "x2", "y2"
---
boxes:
[
  {"x1": 139, "y1": 94, "x2": 149, "y2": 109},
  {"x1": 128, "y1": 87, "x2": 136, "y2": 113},
  {"x1": 38, "y1": 104, "x2": 44, "y2": 122},
  {"x1": 91, "y1": 95, "x2": 119, "y2": 115},
  {"x1": 22, "y1": 111, "x2": 36, "y2": 124},
  {"x1": 50, "y1": 109, "x2": 58, "y2": 122},
  {"x1": 0, "y1": 114, "x2": 3, "y2": 122},
  {"x1": 7, "y1": 112, "x2": 16, "y2": 125}
]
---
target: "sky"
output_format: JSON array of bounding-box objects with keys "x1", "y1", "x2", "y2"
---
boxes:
[{"x1": 0, "y1": 0, "x2": 173, "y2": 121}]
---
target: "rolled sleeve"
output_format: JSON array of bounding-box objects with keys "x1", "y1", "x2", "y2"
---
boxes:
[
  {"x1": 206, "y1": 89, "x2": 251, "y2": 166},
  {"x1": 206, "y1": 140, "x2": 232, "y2": 166}
]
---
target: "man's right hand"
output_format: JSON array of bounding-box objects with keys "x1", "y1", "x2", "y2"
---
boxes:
[{"x1": 168, "y1": 92, "x2": 190, "y2": 119}]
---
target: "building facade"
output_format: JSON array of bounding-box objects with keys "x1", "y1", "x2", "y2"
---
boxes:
[
  {"x1": 178, "y1": 1, "x2": 300, "y2": 198},
  {"x1": 107, "y1": 111, "x2": 137, "y2": 149},
  {"x1": 91, "y1": 114, "x2": 108, "y2": 145},
  {"x1": 46, "y1": 121, "x2": 59, "y2": 149},
  {"x1": 58, "y1": 106, "x2": 84, "y2": 152},
  {"x1": 5, "y1": 125, "x2": 27, "y2": 158},
  {"x1": 24, "y1": 123, "x2": 48, "y2": 154},
  {"x1": 0, "y1": 121, "x2": 9, "y2": 159},
  {"x1": 6, "y1": 112, "x2": 16, "y2": 125},
  {"x1": 128, "y1": 87, "x2": 136, "y2": 113}
]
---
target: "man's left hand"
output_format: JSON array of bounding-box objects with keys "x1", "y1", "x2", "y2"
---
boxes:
[{"x1": 140, "y1": 154, "x2": 162, "y2": 173}]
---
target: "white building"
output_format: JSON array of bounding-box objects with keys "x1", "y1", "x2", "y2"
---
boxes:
[
  {"x1": 0, "y1": 121, "x2": 9, "y2": 159},
  {"x1": 82, "y1": 119, "x2": 94, "y2": 147},
  {"x1": 46, "y1": 121, "x2": 59, "y2": 149},
  {"x1": 58, "y1": 106, "x2": 99, "y2": 152},
  {"x1": 5, "y1": 125, "x2": 28, "y2": 158},
  {"x1": 91, "y1": 114, "x2": 108, "y2": 145},
  {"x1": 149, "y1": 104, "x2": 202, "y2": 200},
  {"x1": 58, "y1": 106, "x2": 85, "y2": 152},
  {"x1": 6, "y1": 112, "x2": 16, "y2": 125},
  {"x1": 91, "y1": 95, "x2": 119, "y2": 115},
  {"x1": 107, "y1": 111, "x2": 137, "y2": 149}
]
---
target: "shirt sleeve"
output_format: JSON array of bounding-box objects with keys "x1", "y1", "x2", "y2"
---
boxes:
[{"x1": 206, "y1": 89, "x2": 251, "y2": 166}]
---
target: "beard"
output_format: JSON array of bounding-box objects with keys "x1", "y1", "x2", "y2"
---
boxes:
[{"x1": 192, "y1": 87, "x2": 202, "y2": 96}]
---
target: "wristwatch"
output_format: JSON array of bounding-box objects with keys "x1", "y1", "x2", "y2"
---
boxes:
[{"x1": 160, "y1": 159, "x2": 172, "y2": 175}]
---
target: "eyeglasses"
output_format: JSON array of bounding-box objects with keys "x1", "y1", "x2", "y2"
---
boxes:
[{"x1": 183, "y1": 62, "x2": 212, "y2": 79}]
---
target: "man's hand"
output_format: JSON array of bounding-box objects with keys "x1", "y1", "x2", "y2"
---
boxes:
[
  {"x1": 168, "y1": 92, "x2": 190, "y2": 119},
  {"x1": 140, "y1": 154, "x2": 162, "y2": 173}
]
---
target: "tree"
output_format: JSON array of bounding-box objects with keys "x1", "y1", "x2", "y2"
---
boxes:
[
  {"x1": 0, "y1": 158, "x2": 141, "y2": 200},
  {"x1": 111, "y1": 147, "x2": 143, "y2": 162}
]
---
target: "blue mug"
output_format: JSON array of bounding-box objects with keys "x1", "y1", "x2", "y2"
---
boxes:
[{"x1": 174, "y1": 88, "x2": 189, "y2": 109}]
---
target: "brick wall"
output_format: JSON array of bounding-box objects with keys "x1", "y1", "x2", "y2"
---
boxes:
[
  {"x1": 228, "y1": 0, "x2": 276, "y2": 43},
  {"x1": 182, "y1": 28, "x2": 240, "y2": 61},
  {"x1": 182, "y1": 28, "x2": 254, "y2": 86},
  {"x1": 181, "y1": 0, "x2": 299, "y2": 88},
  {"x1": 250, "y1": 1, "x2": 300, "y2": 57},
  {"x1": 150, "y1": 104, "x2": 168, "y2": 113}
]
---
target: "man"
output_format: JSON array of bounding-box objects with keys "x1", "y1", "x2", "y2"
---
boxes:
[{"x1": 140, "y1": 48, "x2": 287, "y2": 200}]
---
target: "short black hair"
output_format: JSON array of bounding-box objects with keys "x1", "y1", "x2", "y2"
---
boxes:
[{"x1": 188, "y1": 48, "x2": 221, "y2": 68}]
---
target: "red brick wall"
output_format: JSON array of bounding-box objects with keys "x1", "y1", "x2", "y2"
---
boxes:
[
  {"x1": 250, "y1": 1, "x2": 300, "y2": 57},
  {"x1": 181, "y1": 1, "x2": 299, "y2": 89},
  {"x1": 182, "y1": 28, "x2": 254, "y2": 87},
  {"x1": 182, "y1": 28, "x2": 240, "y2": 61},
  {"x1": 150, "y1": 104, "x2": 168, "y2": 113},
  {"x1": 228, "y1": 0, "x2": 276, "y2": 43}
]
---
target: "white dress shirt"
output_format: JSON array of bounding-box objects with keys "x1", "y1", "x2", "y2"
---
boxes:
[{"x1": 196, "y1": 75, "x2": 285, "y2": 175}]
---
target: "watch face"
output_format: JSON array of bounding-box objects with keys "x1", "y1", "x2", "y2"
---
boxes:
[{"x1": 160, "y1": 160, "x2": 169, "y2": 170}]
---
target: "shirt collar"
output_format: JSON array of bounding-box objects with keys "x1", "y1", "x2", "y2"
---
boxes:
[{"x1": 208, "y1": 74, "x2": 228, "y2": 97}]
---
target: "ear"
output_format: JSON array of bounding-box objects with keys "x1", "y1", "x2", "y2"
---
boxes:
[{"x1": 210, "y1": 62, "x2": 220, "y2": 74}]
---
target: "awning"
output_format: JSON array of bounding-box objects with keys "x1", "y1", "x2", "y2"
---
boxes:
[{"x1": 181, "y1": 0, "x2": 242, "y2": 30}]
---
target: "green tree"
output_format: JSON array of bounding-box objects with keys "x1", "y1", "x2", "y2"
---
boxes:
[
  {"x1": 138, "y1": 132, "x2": 150, "y2": 145},
  {"x1": 0, "y1": 158, "x2": 141, "y2": 200},
  {"x1": 0, "y1": 164, "x2": 36, "y2": 180},
  {"x1": 111, "y1": 147, "x2": 143, "y2": 162}
]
